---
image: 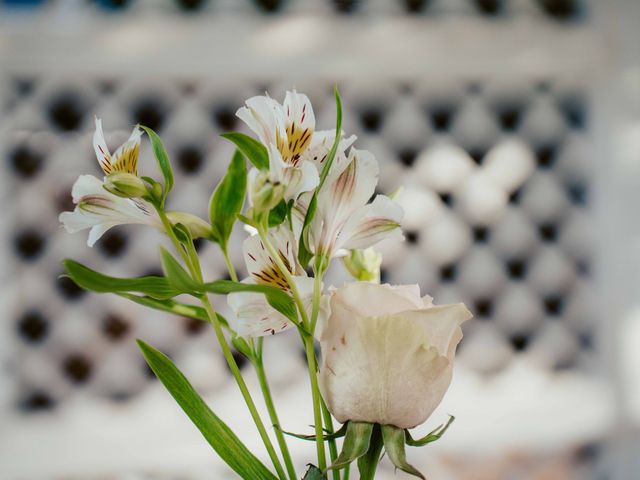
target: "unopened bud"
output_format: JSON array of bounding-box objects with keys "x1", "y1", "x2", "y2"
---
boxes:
[
  {"x1": 250, "y1": 171, "x2": 286, "y2": 216},
  {"x1": 104, "y1": 172, "x2": 148, "y2": 198},
  {"x1": 166, "y1": 212, "x2": 212, "y2": 239},
  {"x1": 342, "y1": 247, "x2": 382, "y2": 283}
]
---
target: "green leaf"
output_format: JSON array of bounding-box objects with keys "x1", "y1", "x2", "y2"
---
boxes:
[
  {"x1": 297, "y1": 86, "x2": 342, "y2": 266},
  {"x1": 203, "y1": 280, "x2": 297, "y2": 324},
  {"x1": 267, "y1": 199, "x2": 288, "y2": 228},
  {"x1": 221, "y1": 132, "x2": 269, "y2": 170},
  {"x1": 116, "y1": 293, "x2": 230, "y2": 329},
  {"x1": 137, "y1": 341, "x2": 278, "y2": 480},
  {"x1": 209, "y1": 149, "x2": 247, "y2": 248},
  {"x1": 63, "y1": 259, "x2": 180, "y2": 299},
  {"x1": 381, "y1": 425, "x2": 425, "y2": 480},
  {"x1": 405, "y1": 415, "x2": 455, "y2": 447},
  {"x1": 159, "y1": 247, "x2": 203, "y2": 294},
  {"x1": 357, "y1": 424, "x2": 383, "y2": 480},
  {"x1": 303, "y1": 465, "x2": 326, "y2": 480},
  {"x1": 231, "y1": 335, "x2": 254, "y2": 361},
  {"x1": 141, "y1": 126, "x2": 173, "y2": 202},
  {"x1": 328, "y1": 422, "x2": 374, "y2": 471}
]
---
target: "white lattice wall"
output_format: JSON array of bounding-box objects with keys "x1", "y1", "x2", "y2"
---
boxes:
[{"x1": 1, "y1": 0, "x2": 639, "y2": 479}]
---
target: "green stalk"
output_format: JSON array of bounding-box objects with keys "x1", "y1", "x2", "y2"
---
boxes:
[
  {"x1": 222, "y1": 247, "x2": 239, "y2": 283},
  {"x1": 343, "y1": 464, "x2": 350, "y2": 480},
  {"x1": 255, "y1": 338, "x2": 297, "y2": 480},
  {"x1": 157, "y1": 208, "x2": 287, "y2": 480}
]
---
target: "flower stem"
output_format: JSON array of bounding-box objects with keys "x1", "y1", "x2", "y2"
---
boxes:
[
  {"x1": 303, "y1": 333, "x2": 327, "y2": 471},
  {"x1": 199, "y1": 296, "x2": 287, "y2": 480},
  {"x1": 254, "y1": 338, "x2": 297, "y2": 480},
  {"x1": 157, "y1": 207, "x2": 287, "y2": 480},
  {"x1": 222, "y1": 247, "x2": 238, "y2": 283},
  {"x1": 257, "y1": 224, "x2": 327, "y2": 469}
]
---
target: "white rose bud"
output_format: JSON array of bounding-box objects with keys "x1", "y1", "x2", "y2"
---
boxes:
[
  {"x1": 103, "y1": 172, "x2": 148, "y2": 198},
  {"x1": 319, "y1": 282, "x2": 472, "y2": 429}
]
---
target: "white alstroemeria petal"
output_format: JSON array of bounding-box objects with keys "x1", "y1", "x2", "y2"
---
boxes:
[
  {"x1": 303, "y1": 130, "x2": 357, "y2": 176},
  {"x1": 237, "y1": 95, "x2": 284, "y2": 148},
  {"x1": 93, "y1": 117, "x2": 113, "y2": 175},
  {"x1": 59, "y1": 175, "x2": 161, "y2": 247},
  {"x1": 294, "y1": 160, "x2": 320, "y2": 198},
  {"x1": 243, "y1": 226, "x2": 302, "y2": 288},
  {"x1": 228, "y1": 283, "x2": 295, "y2": 337},
  {"x1": 110, "y1": 125, "x2": 142, "y2": 175},
  {"x1": 284, "y1": 90, "x2": 315, "y2": 133},
  {"x1": 227, "y1": 275, "x2": 319, "y2": 338},
  {"x1": 339, "y1": 195, "x2": 404, "y2": 252}
]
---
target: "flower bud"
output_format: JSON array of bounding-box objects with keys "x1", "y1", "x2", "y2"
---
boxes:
[
  {"x1": 342, "y1": 248, "x2": 382, "y2": 283},
  {"x1": 103, "y1": 172, "x2": 148, "y2": 198},
  {"x1": 166, "y1": 212, "x2": 212, "y2": 239},
  {"x1": 250, "y1": 171, "x2": 286, "y2": 216}
]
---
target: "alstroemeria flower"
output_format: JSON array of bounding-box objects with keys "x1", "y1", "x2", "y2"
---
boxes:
[
  {"x1": 237, "y1": 90, "x2": 355, "y2": 201},
  {"x1": 319, "y1": 282, "x2": 472, "y2": 429},
  {"x1": 228, "y1": 226, "x2": 328, "y2": 337},
  {"x1": 59, "y1": 175, "x2": 161, "y2": 246},
  {"x1": 297, "y1": 148, "x2": 404, "y2": 260},
  {"x1": 59, "y1": 118, "x2": 159, "y2": 246}
]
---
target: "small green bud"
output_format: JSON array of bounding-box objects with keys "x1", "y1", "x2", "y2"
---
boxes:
[
  {"x1": 166, "y1": 212, "x2": 212, "y2": 239},
  {"x1": 104, "y1": 172, "x2": 148, "y2": 198},
  {"x1": 250, "y1": 171, "x2": 286, "y2": 217},
  {"x1": 342, "y1": 247, "x2": 382, "y2": 283}
]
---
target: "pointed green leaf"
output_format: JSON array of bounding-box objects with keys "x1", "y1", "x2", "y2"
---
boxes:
[
  {"x1": 268, "y1": 199, "x2": 288, "y2": 228},
  {"x1": 405, "y1": 415, "x2": 455, "y2": 447},
  {"x1": 221, "y1": 132, "x2": 269, "y2": 170},
  {"x1": 328, "y1": 422, "x2": 374, "y2": 471},
  {"x1": 303, "y1": 465, "x2": 326, "y2": 480},
  {"x1": 381, "y1": 425, "x2": 425, "y2": 480},
  {"x1": 209, "y1": 149, "x2": 247, "y2": 248},
  {"x1": 159, "y1": 247, "x2": 203, "y2": 294},
  {"x1": 141, "y1": 126, "x2": 173, "y2": 202},
  {"x1": 203, "y1": 280, "x2": 297, "y2": 324},
  {"x1": 116, "y1": 293, "x2": 230, "y2": 328},
  {"x1": 137, "y1": 341, "x2": 277, "y2": 480},
  {"x1": 63, "y1": 259, "x2": 180, "y2": 299},
  {"x1": 357, "y1": 424, "x2": 383, "y2": 480}
]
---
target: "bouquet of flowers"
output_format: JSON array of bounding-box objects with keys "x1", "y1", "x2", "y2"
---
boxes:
[{"x1": 59, "y1": 87, "x2": 472, "y2": 480}]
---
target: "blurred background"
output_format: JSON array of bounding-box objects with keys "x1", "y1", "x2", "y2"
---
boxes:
[{"x1": 1, "y1": 0, "x2": 639, "y2": 479}]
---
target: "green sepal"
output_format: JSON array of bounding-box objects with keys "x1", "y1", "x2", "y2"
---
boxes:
[
  {"x1": 381, "y1": 425, "x2": 425, "y2": 480},
  {"x1": 405, "y1": 415, "x2": 455, "y2": 447},
  {"x1": 141, "y1": 126, "x2": 173, "y2": 203},
  {"x1": 202, "y1": 280, "x2": 297, "y2": 324},
  {"x1": 278, "y1": 421, "x2": 348, "y2": 442},
  {"x1": 159, "y1": 247, "x2": 203, "y2": 295},
  {"x1": 231, "y1": 335, "x2": 254, "y2": 361},
  {"x1": 298, "y1": 86, "x2": 342, "y2": 266},
  {"x1": 357, "y1": 424, "x2": 384, "y2": 480},
  {"x1": 327, "y1": 421, "x2": 374, "y2": 471},
  {"x1": 303, "y1": 465, "x2": 326, "y2": 480},
  {"x1": 209, "y1": 149, "x2": 247, "y2": 248},
  {"x1": 62, "y1": 259, "x2": 180, "y2": 299},
  {"x1": 237, "y1": 213, "x2": 258, "y2": 228},
  {"x1": 137, "y1": 340, "x2": 277, "y2": 480},
  {"x1": 221, "y1": 132, "x2": 269, "y2": 170}
]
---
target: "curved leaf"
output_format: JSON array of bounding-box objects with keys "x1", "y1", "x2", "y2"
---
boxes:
[
  {"x1": 221, "y1": 132, "x2": 269, "y2": 170},
  {"x1": 141, "y1": 126, "x2": 173, "y2": 202},
  {"x1": 381, "y1": 425, "x2": 424, "y2": 480},
  {"x1": 138, "y1": 341, "x2": 278, "y2": 480},
  {"x1": 209, "y1": 149, "x2": 247, "y2": 248},
  {"x1": 63, "y1": 259, "x2": 179, "y2": 299}
]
